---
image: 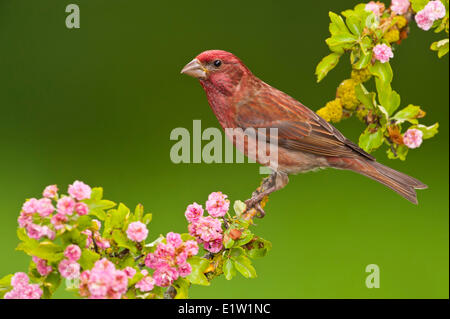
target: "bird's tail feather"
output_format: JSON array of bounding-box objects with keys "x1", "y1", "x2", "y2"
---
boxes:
[{"x1": 329, "y1": 158, "x2": 427, "y2": 204}]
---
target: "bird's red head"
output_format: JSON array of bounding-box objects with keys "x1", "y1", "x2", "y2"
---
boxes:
[{"x1": 181, "y1": 50, "x2": 251, "y2": 95}]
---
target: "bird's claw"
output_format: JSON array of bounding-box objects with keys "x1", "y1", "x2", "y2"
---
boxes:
[{"x1": 245, "y1": 197, "x2": 265, "y2": 218}]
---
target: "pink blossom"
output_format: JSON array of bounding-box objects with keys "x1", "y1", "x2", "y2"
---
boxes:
[
  {"x1": 205, "y1": 192, "x2": 230, "y2": 217},
  {"x1": 64, "y1": 244, "x2": 82, "y2": 262},
  {"x1": 176, "y1": 251, "x2": 188, "y2": 265},
  {"x1": 32, "y1": 257, "x2": 52, "y2": 276},
  {"x1": 79, "y1": 258, "x2": 128, "y2": 299},
  {"x1": 50, "y1": 213, "x2": 68, "y2": 230},
  {"x1": 365, "y1": 1, "x2": 384, "y2": 17},
  {"x1": 123, "y1": 267, "x2": 136, "y2": 278},
  {"x1": 111, "y1": 271, "x2": 128, "y2": 295},
  {"x1": 425, "y1": 0, "x2": 446, "y2": 20},
  {"x1": 126, "y1": 221, "x2": 148, "y2": 242},
  {"x1": 58, "y1": 259, "x2": 80, "y2": 279},
  {"x1": 178, "y1": 262, "x2": 192, "y2": 277},
  {"x1": 415, "y1": 9, "x2": 435, "y2": 30},
  {"x1": 75, "y1": 202, "x2": 89, "y2": 216},
  {"x1": 43, "y1": 185, "x2": 58, "y2": 199},
  {"x1": 390, "y1": 0, "x2": 410, "y2": 15},
  {"x1": 135, "y1": 276, "x2": 155, "y2": 292},
  {"x1": 4, "y1": 278, "x2": 42, "y2": 299},
  {"x1": 93, "y1": 233, "x2": 110, "y2": 250},
  {"x1": 185, "y1": 202, "x2": 204, "y2": 222},
  {"x1": 152, "y1": 264, "x2": 179, "y2": 287},
  {"x1": 26, "y1": 224, "x2": 45, "y2": 240},
  {"x1": 403, "y1": 128, "x2": 423, "y2": 149},
  {"x1": 18, "y1": 211, "x2": 33, "y2": 228},
  {"x1": 184, "y1": 240, "x2": 199, "y2": 257},
  {"x1": 415, "y1": 1, "x2": 446, "y2": 30},
  {"x1": 203, "y1": 238, "x2": 223, "y2": 253},
  {"x1": 41, "y1": 226, "x2": 55, "y2": 240},
  {"x1": 36, "y1": 198, "x2": 54, "y2": 217},
  {"x1": 166, "y1": 232, "x2": 183, "y2": 248},
  {"x1": 57, "y1": 196, "x2": 75, "y2": 215},
  {"x1": 188, "y1": 216, "x2": 223, "y2": 243},
  {"x1": 373, "y1": 44, "x2": 394, "y2": 63},
  {"x1": 22, "y1": 198, "x2": 39, "y2": 214},
  {"x1": 68, "y1": 180, "x2": 92, "y2": 200},
  {"x1": 11, "y1": 272, "x2": 29, "y2": 288},
  {"x1": 7, "y1": 273, "x2": 43, "y2": 299}
]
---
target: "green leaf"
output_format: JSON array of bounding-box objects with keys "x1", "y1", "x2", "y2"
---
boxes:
[
  {"x1": 329, "y1": 12, "x2": 349, "y2": 35},
  {"x1": 0, "y1": 274, "x2": 13, "y2": 287},
  {"x1": 78, "y1": 248, "x2": 100, "y2": 270},
  {"x1": 223, "y1": 259, "x2": 236, "y2": 280},
  {"x1": 224, "y1": 236, "x2": 235, "y2": 249},
  {"x1": 83, "y1": 188, "x2": 116, "y2": 221},
  {"x1": 359, "y1": 36, "x2": 373, "y2": 55},
  {"x1": 230, "y1": 247, "x2": 245, "y2": 258},
  {"x1": 315, "y1": 53, "x2": 341, "y2": 82},
  {"x1": 235, "y1": 230, "x2": 254, "y2": 247},
  {"x1": 186, "y1": 257, "x2": 210, "y2": 286},
  {"x1": 355, "y1": 83, "x2": 376, "y2": 109},
  {"x1": 377, "y1": 84, "x2": 401, "y2": 116},
  {"x1": 387, "y1": 144, "x2": 409, "y2": 161},
  {"x1": 128, "y1": 271, "x2": 144, "y2": 287},
  {"x1": 346, "y1": 15, "x2": 363, "y2": 36},
  {"x1": 76, "y1": 215, "x2": 92, "y2": 230},
  {"x1": 112, "y1": 229, "x2": 137, "y2": 253},
  {"x1": 233, "y1": 255, "x2": 257, "y2": 279},
  {"x1": 359, "y1": 125, "x2": 385, "y2": 153},
  {"x1": 134, "y1": 204, "x2": 144, "y2": 221},
  {"x1": 392, "y1": 105, "x2": 421, "y2": 124},
  {"x1": 410, "y1": 123, "x2": 439, "y2": 139},
  {"x1": 173, "y1": 278, "x2": 190, "y2": 299},
  {"x1": 16, "y1": 240, "x2": 63, "y2": 262},
  {"x1": 369, "y1": 61, "x2": 393, "y2": 85},
  {"x1": 233, "y1": 200, "x2": 247, "y2": 217},
  {"x1": 142, "y1": 213, "x2": 152, "y2": 225},
  {"x1": 247, "y1": 238, "x2": 273, "y2": 259},
  {"x1": 61, "y1": 228, "x2": 87, "y2": 247},
  {"x1": 354, "y1": 50, "x2": 372, "y2": 69},
  {"x1": 180, "y1": 233, "x2": 195, "y2": 241},
  {"x1": 410, "y1": 0, "x2": 429, "y2": 12},
  {"x1": 42, "y1": 272, "x2": 61, "y2": 297}
]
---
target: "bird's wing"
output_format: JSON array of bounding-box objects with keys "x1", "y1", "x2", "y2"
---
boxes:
[{"x1": 234, "y1": 84, "x2": 375, "y2": 160}]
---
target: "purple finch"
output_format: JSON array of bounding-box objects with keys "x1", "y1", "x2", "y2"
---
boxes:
[{"x1": 181, "y1": 50, "x2": 427, "y2": 208}]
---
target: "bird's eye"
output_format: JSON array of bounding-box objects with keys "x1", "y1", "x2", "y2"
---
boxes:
[{"x1": 213, "y1": 60, "x2": 222, "y2": 67}]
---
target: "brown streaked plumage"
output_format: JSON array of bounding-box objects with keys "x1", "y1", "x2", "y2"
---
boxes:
[{"x1": 181, "y1": 50, "x2": 427, "y2": 207}]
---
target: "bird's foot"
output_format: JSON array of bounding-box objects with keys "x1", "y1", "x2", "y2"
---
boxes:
[{"x1": 244, "y1": 197, "x2": 266, "y2": 218}]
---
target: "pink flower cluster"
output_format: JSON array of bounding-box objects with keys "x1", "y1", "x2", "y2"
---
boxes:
[
  {"x1": 58, "y1": 244, "x2": 82, "y2": 279},
  {"x1": 403, "y1": 128, "x2": 423, "y2": 148},
  {"x1": 3, "y1": 272, "x2": 42, "y2": 299},
  {"x1": 185, "y1": 192, "x2": 227, "y2": 253},
  {"x1": 82, "y1": 220, "x2": 110, "y2": 250},
  {"x1": 390, "y1": 0, "x2": 410, "y2": 15},
  {"x1": 415, "y1": 0, "x2": 446, "y2": 31},
  {"x1": 373, "y1": 44, "x2": 394, "y2": 63},
  {"x1": 18, "y1": 181, "x2": 91, "y2": 240},
  {"x1": 135, "y1": 269, "x2": 155, "y2": 292},
  {"x1": 79, "y1": 258, "x2": 128, "y2": 299},
  {"x1": 365, "y1": 1, "x2": 384, "y2": 17},
  {"x1": 126, "y1": 221, "x2": 148, "y2": 242},
  {"x1": 32, "y1": 256, "x2": 52, "y2": 276},
  {"x1": 144, "y1": 232, "x2": 198, "y2": 287},
  {"x1": 205, "y1": 192, "x2": 230, "y2": 217}
]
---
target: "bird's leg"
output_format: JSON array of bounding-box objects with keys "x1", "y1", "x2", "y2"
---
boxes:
[{"x1": 245, "y1": 172, "x2": 289, "y2": 218}]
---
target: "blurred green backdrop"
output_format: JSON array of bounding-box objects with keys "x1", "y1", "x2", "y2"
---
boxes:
[{"x1": 0, "y1": 0, "x2": 448, "y2": 298}]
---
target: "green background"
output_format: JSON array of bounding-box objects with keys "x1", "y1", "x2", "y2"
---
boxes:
[{"x1": 0, "y1": 0, "x2": 448, "y2": 298}]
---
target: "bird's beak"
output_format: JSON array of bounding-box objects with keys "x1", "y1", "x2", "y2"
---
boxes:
[{"x1": 180, "y1": 59, "x2": 208, "y2": 80}]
